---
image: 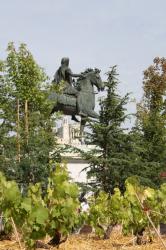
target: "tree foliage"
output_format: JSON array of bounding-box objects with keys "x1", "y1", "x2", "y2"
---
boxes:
[
  {"x1": 136, "y1": 57, "x2": 166, "y2": 187},
  {"x1": 82, "y1": 66, "x2": 134, "y2": 193},
  {"x1": 0, "y1": 42, "x2": 60, "y2": 187}
]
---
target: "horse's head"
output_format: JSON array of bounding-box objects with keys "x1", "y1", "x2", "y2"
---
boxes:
[{"x1": 82, "y1": 68, "x2": 104, "y2": 92}]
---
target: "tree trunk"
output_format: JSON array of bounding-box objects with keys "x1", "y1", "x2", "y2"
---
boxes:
[
  {"x1": 25, "y1": 100, "x2": 28, "y2": 145},
  {"x1": 136, "y1": 228, "x2": 145, "y2": 245},
  {"x1": 103, "y1": 225, "x2": 114, "y2": 239},
  {"x1": 16, "y1": 99, "x2": 20, "y2": 162}
]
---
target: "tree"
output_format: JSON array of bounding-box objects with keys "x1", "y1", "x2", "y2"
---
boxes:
[
  {"x1": 136, "y1": 57, "x2": 166, "y2": 187},
  {"x1": 82, "y1": 66, "x2": 134, "y2": 193},
  {"x1": 0, "y1": 42, "x2": 60, "y2": 188}
]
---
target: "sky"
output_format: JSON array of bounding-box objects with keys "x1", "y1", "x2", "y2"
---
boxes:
[{"x1": 1, "y1": 0, "x2": 166, "y2": 125}]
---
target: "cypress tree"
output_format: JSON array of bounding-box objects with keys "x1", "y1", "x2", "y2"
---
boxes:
[{"x1": 83, "y1": 66, "x2": 133, "y2": 193}]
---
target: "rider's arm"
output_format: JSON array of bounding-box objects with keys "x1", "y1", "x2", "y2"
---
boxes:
[
  {"x1": 67, "y1": 68, "x2": 82, "y2": 78},
  {"x1": 70, "y1": 73, "x2": 82, "y2": 78}
]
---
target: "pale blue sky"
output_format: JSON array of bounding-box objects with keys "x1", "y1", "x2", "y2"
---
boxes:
[{"x1": 1, "y1": 0, "x2": 166, "y2": 118}]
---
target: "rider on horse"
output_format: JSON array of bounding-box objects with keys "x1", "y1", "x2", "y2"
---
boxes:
[{"x1": 53, "y1": 57, "x2": 85, "y2": 122}]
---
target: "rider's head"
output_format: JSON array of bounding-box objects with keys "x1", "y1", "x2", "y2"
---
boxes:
[{"x1": 61, "y1": 57, "x2": 69, "y2": 67}]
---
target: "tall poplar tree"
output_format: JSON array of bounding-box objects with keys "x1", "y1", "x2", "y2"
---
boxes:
[{"x1": 0, "y1": 42, "x2": 59, "y2": 188}]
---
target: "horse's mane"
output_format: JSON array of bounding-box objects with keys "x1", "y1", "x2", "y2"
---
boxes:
[{"x1": 78, "y1": 68, "x2": 100, "y2": 81}]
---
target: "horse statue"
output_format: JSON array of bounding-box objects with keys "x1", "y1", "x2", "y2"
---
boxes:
[{"x1": 49, "y1": 68, "x2": 104, "y2": 139}]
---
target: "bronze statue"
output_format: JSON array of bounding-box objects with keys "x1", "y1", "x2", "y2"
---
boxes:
[
  {"x1": 53, "y1": 57, "x2": 83, "y2": 122},
  {"x1": 50, "y1": 58, "x2": 104, "y2": 139}
]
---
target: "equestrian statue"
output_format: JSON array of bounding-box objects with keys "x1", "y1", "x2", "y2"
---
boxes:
[{"x1": 49, "y1": 57, "x2": 104, "y2": 139}]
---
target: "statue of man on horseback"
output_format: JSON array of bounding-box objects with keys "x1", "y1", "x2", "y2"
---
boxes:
[
  {"x1": 53, "y1": 57, "x2": 85, "y2": 122},
  {"x1": 50, "y1": 57, "x2": 104, "y2": 139}
]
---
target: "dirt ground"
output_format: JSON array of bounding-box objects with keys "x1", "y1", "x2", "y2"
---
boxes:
[{"x1": 0, "y1": 231, "x2": 165, "y2": 250}]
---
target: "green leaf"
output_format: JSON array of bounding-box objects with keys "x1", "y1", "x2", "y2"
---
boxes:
[
  {"x1": 30, "y1": 206, "x2": 48, "y2": 225},
  {"x1": 21, "y1": 198, "x2": 32, "y2": 212},
  {"x1": 4, "y1": 182, "x2": 21, "y2": 203}
]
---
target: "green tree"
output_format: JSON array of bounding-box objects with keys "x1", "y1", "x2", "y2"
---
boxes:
[
  {"x1": 83, "y1": 66, "x2": 134, "y2": 193},
  {"x1": 136, "y1": 57, "x2": 166, "y2": 187},
  {"x1": 0, "y1": 42, "x2": 60, "y2": 188}
]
